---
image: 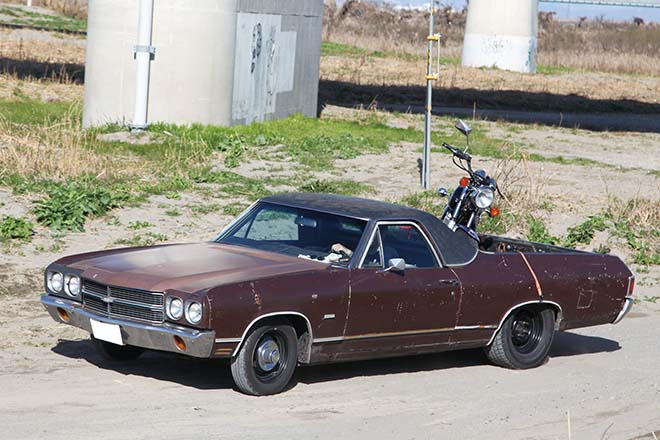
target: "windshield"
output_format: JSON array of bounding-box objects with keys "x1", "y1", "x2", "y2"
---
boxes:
[{"x1": 217, "y1": 202, "x2": 367, "y2": 265}]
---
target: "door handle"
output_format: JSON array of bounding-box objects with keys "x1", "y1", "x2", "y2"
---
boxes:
[{"x1": 440, "y1": 279, "x2": 459, "y2": 286}]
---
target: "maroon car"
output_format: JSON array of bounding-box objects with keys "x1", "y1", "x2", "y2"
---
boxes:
[{"x1": 41, "y1": 193, "x2": 634, "y2": 395}]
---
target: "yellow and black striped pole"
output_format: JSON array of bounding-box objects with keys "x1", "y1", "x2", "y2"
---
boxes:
[{"x1": 422, "y1": 0, "x2": 440, "y2": 189}]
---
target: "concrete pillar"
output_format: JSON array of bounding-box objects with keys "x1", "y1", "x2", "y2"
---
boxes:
[{"x1": 461, "y1": 0, "x2": 538, "y2": 73}]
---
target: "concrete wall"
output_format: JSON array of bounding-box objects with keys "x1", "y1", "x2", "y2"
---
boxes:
[
  {"x1": 461, "y1": 0, "x2": 538, "y2": 73},
  {"x1": 83, "y1": 0, "x2": 323, "y2": 128}
]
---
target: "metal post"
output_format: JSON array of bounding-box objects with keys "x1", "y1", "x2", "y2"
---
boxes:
[
  {"x1": 130, "y1": 0, "x2": 156, "y2": 131},
  {"x1": 422, "y1": 1, "x2": 438, "y2": 190},
  {"x1": 27, "y1": 0, "x2": 32, "y2": 7}
]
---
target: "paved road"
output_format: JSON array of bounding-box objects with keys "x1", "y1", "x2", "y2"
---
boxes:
[{"x1": 1, "y1": 298, "x2": 658, "y2": 440}]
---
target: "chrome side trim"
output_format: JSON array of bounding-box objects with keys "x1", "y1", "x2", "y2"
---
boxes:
[
  {"x1": 230, "y1": 311, "x2": 313, "y2": 357},
  {"x1": 454, "y1": 325, "x2": 497, "y2": 330},
  {"x1": 312, "y1": 326, "x2": 455, "y2": 344},
  {"x1": 214, "y1": 337, "x2": 242, "y2": 343},
  {"x1": 357, "y1": 221, "x2": 442, "y2": 269},
  {"x1": 313, "y1": 336, "x2": 345, "y2": 343},
  {"x1": 486, "y1": 300, "x2": 563, "y2": 346},
  {"x1": 612, "y1": 296, "x2": 634, "y2": 325}
]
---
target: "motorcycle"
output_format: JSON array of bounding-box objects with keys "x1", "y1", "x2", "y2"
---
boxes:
[{"x1": 438, "y1": 120, "x2": 501, "y2": 241}]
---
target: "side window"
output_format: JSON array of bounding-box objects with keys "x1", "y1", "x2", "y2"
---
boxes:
[
  {"x1": 379, "y1": 224, "x2": 438, "y2": 268},
  {"x1": 246, "y1": 208, "x2": 298, "y2": 241},
  {"x1": 362, "y1": 230, "x2": 383, "y2": 268}
]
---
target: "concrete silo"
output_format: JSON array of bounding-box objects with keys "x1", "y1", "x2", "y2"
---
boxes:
[
  {"x1": 83, "y1": 0, "x2": 324, "y2": 128},
  {"x1": 461, "y1": 0, "x2": 538, "y2": 73}
]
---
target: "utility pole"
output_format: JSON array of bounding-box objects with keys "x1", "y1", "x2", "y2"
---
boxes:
[
  {"x1": 422, "y1": 0, "x2": 440, "y2": 189},
  {"x1": 130, "y1": 0, "x2": 156, "y2": 131}
]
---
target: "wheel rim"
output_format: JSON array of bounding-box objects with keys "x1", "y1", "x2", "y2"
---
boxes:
[
  {"x1": 510, "y1": 309, "x2": 543, "y2": 355},
  {"x1": 253, "y1": 331, "x2": 287, "y2": 382}
]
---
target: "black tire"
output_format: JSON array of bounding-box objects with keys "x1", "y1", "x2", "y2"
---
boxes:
[
  {"x1": 230, "y1": 319, "x2": 298, "y2": 396},
  {"x1": 91, "y1": 336, "x2": 145, "y2": 361},
  {"x1": 485, "y1": 307, "x2": 555, "y2": 369}
]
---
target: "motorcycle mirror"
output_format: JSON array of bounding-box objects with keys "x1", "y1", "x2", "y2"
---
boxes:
[
  {"x1": 455, "y1": 119, "x2": 472, "y2": 138},
  {"x1": 437, "y1": 188, "x2": 449, "y2": 197}
]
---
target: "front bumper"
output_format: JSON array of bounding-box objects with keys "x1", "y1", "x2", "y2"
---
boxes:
[
  {"x1": 612, "y1": 296, "x2": 634, "y2": 325},
  {"x1": 41, "y1": 295, "x2": 216, "y2": 358}
]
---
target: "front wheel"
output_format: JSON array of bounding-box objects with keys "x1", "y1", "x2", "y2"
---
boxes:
[
  {"x1": 484, "y1": 307, "x2": 555, "y2": 369},
  {"x1": 230, "y1": 320, "x2": 298, "y2": 396}
]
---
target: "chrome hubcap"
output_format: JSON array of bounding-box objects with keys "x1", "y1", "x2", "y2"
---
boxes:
[{"x1": 256, "y1": 337, "x2": 281, "y2": 372}]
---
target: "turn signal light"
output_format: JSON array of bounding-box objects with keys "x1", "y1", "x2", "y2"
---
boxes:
[
  {"x1": 57, "y1": 308, "x2": 70, "y2": 323},
  {"x1": 459, "y1": 177, "x2": 470, "y2": 187},
  {"x1": 173, "y1": 335, "x2": 187, "y2": 352},
  {"x1": 490, "y1": 207, "x2": 500, "y2": 218}
]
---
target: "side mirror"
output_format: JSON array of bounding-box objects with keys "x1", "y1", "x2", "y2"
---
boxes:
[
  {"x1": 455, "y1": 119, "x2": 472, "y2": 138},
  {"x1": 438, "y1": 187, "x2": 449, "y2": 197},
  {"x1": 384, "y1": 258, "x2": 406, "y2": 273}
]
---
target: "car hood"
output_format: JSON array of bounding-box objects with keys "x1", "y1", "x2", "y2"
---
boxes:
[{"x1": 57, "y1": 242, "x2": 325, "y2": 293}]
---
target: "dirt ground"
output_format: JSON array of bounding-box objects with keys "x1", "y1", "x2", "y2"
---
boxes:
[
  {"x1": 1, "y1": 106, "x2": 659, "y2": 439},
  {"x1": 0, "y1": 295, "x2": 658, "y2": 440}
]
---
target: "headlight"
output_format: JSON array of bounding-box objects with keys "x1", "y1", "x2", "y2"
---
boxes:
[
  {"x1": 474, "y1": 187, "x2": 495, "y2": 209},
  {"x1": 166, "y1": 297, "x2": 184, "y2": 320},
  {"x1": 185, "y1": 301, "x2": 203, "y2": 325},
  {"x1": 64, "y1": 275, "x2": 81, "y2": 297},
  {"x1": 47, "y1": 271, "x2": 63, "y2": 293}
]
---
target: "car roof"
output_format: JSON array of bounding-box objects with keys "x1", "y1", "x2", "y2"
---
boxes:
[
  {"x1": 260, "y1": 193, "x2": 478, "y2": 266},
  {"x1": 261, "y1": 193, "x2": 429, "y2": 221}
]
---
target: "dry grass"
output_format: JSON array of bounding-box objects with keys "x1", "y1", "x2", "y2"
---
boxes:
[
  {"x1": 2, "y1": 0, "x2": 86, "y2": 19},
  {"x1": 0, "y1": 29, "x2": 85, "y2": 65},
  {"x1": 0, "y1": 113, "x2": 124, "y2": 182},
  {"x1": 0, "y1": 72, "x2": 82, "y2": 101},
  {"x1": 320, "y1": 56, "x2": 660, "y2": 109},
  {"x1": 324, "y1": 1, "x2": 660, "y2": 76}
]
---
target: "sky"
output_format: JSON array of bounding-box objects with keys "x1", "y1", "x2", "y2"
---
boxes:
[{"x1": 386, "y1": 1, "x2": 660, "y2": 22}]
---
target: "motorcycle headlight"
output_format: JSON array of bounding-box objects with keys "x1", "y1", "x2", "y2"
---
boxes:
[
  {"x1": 166, "y1": 297, "x2": 184, "y2": 320},
  {"x1": 47, "y1": 271, "x2": 63, "y2": 293},
  {"x1": 64, "y1": 274, "x2": 81, "y2": 297},
  {"x1": 185, "y1": 301, "x2": 203, "y2": 325},
  {"x1": 474, "y1": 187, "x2": 495, "y2": 209}
]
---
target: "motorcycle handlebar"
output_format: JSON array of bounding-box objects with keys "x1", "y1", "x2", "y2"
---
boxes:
[{"x1": 442, "y1": 143, "x2": 472, "y2": 162}]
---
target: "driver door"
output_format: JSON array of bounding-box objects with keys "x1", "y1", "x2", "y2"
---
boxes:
[{"x1": 342, "y1": 222, "x2": 460, "y2": 358}]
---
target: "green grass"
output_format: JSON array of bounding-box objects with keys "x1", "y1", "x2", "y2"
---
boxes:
[
  {"x1": 0, "y1": 99, "x2": 76, "y2": 125},
  {"x1": 0, "y1": 6, "x2": 86, "y2": 33},
  {"x1": 536, "y1": 64, "x2": 577, "y2": 75}
]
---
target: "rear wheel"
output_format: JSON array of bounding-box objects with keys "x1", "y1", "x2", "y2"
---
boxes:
[
  {"x1": 230, "y1": 320, "x2": 298, "y2": 396},
  {"x1": 485, "y1": 307, "x2": 555, "y2": 369},
  {"x1": 91, "y1": 336, "x2": 145, "y2": 361}
]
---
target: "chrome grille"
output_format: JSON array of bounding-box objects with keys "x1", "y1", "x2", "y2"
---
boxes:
[{"x1": 82, "y1": 279, "x2": 165, "y2": 324}]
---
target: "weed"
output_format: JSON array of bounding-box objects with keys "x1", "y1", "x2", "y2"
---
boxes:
[
  {"x1": 527, "y1": 217, "x2": 560, "y2": 245},
  {"x1": 223, "y1": 203, "x2": 249, "y2": 217},
  {"x1": 299, "y1": 179, "x2": 375, "y2": 196},
  {"x1": 165, "y1": 208, "x2": 181, "y2": 217},
  {"x1": 128, "y1": 221, "x2": 153, "y2": 230},
  {"x1": 115, "y1": 232, "x2": 169, "y2": 247},
  {"x1": 563, "y1": 215, "x2": 607, "y2": 248},
  {"x1": 33, "y1": 178, "x2": 132, "y2": 231},
  {"x1": 189, "y1": 203, "x2": 221, "y2": 216},
  {"x1": 0, "y1": 216, "x2": 34, "y2": 241}
]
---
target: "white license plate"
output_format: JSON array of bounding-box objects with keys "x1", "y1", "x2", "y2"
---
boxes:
[{"x1": 90, "y1": 319, "x2": 124, "y2": 346}]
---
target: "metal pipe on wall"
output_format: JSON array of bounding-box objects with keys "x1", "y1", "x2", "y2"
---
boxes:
[{"x1": 130, "y1": 0, "x2": 155, "y2": 131}]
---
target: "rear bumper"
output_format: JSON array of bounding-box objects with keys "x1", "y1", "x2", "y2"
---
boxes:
[
  {"x1": 612, "y1": 296, "x2": 634, "y2": 325},
  {"x1": 41, "y1": 295, "x2": 215, "y2": 358}
]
